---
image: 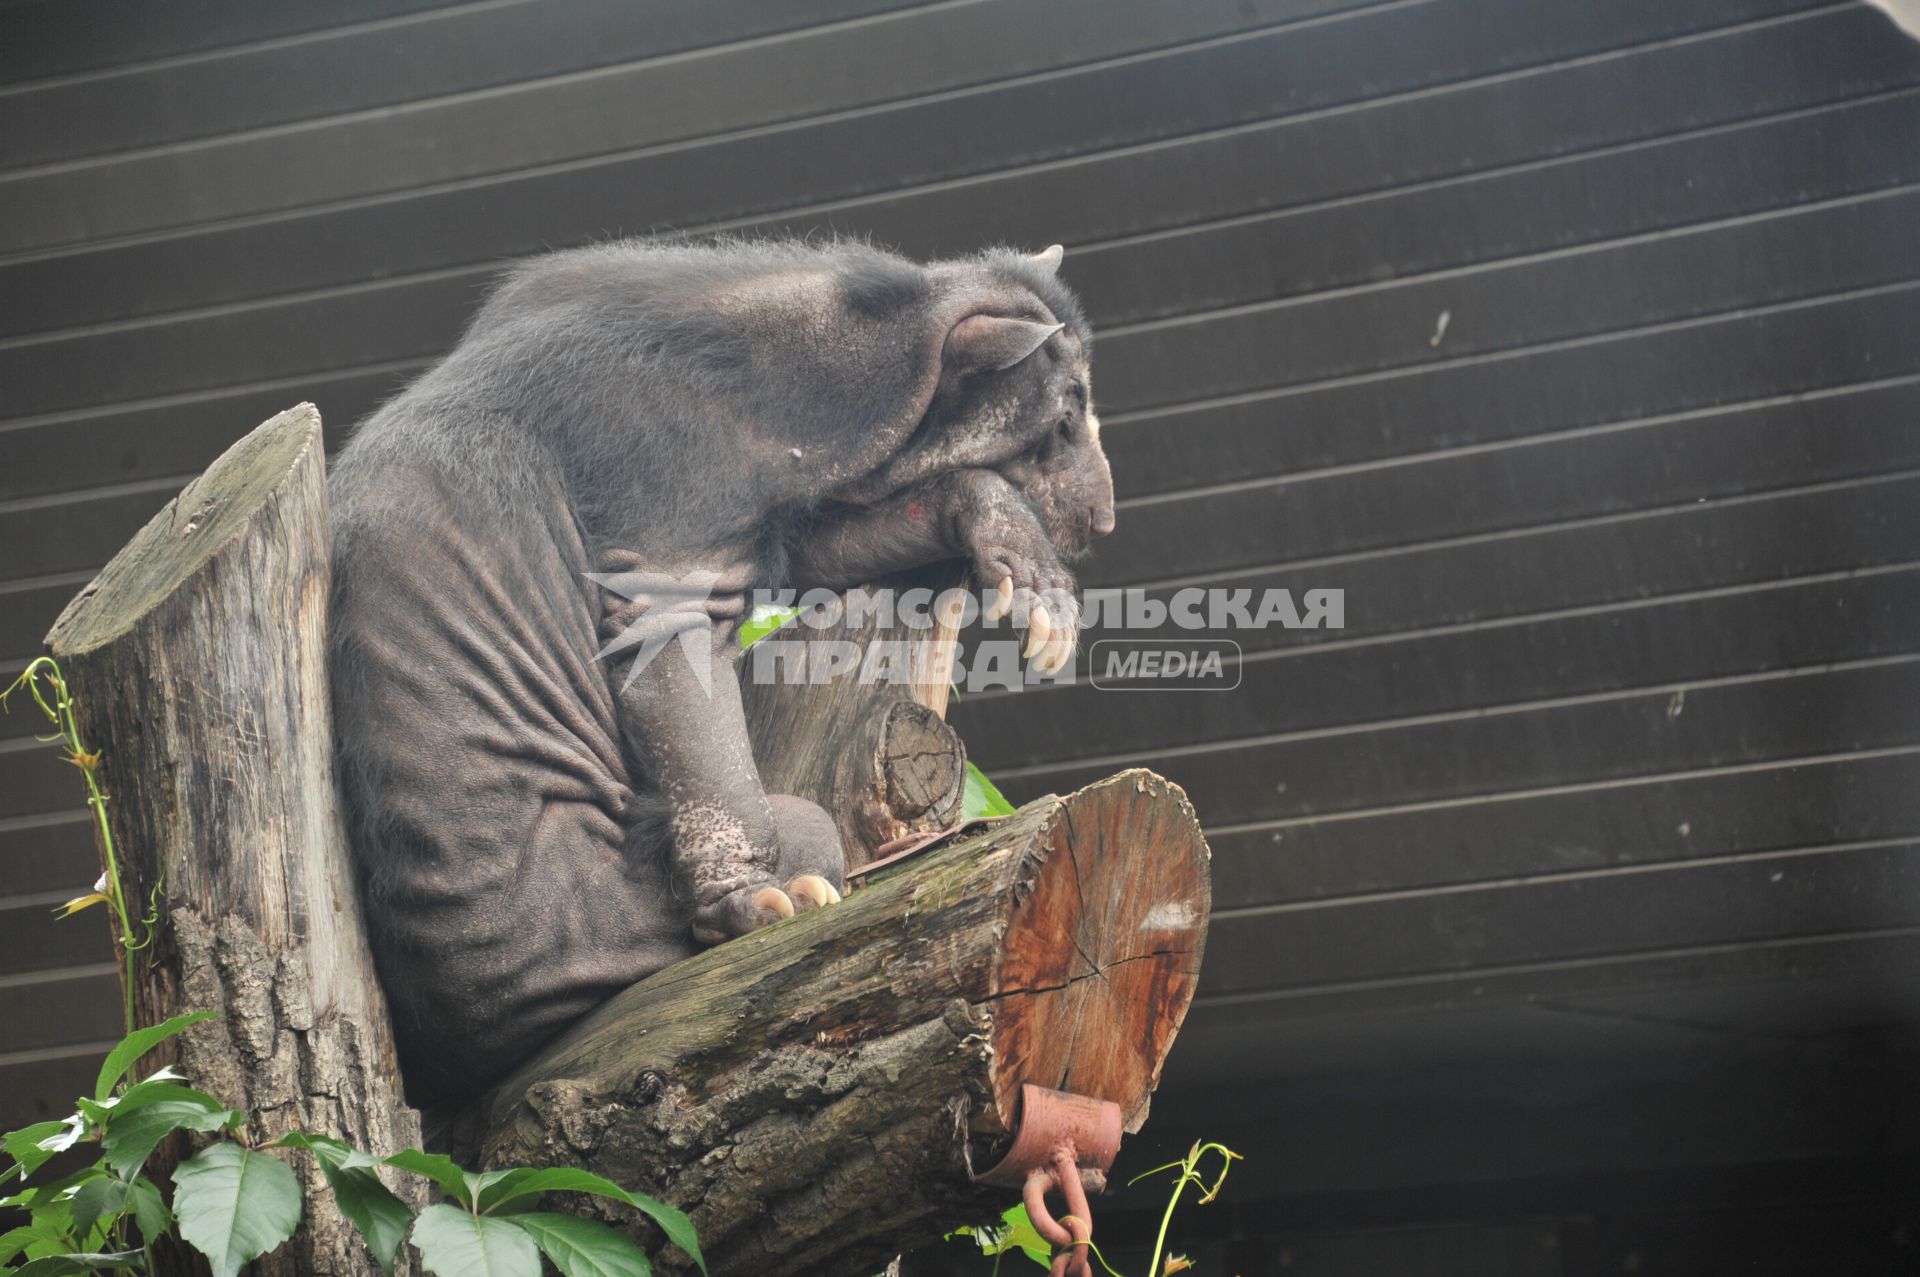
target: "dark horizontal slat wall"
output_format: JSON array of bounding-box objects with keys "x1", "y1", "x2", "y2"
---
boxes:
[{"x1": 2, "y1": 0, "x2": 1917, "y2": 1239}]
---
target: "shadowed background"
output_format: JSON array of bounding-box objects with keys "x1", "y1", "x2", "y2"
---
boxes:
[{"x1": 1, "y1": 2, "x2": 1918, "y2": 1271}]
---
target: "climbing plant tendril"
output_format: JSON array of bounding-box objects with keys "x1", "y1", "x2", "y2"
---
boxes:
[{"x1": 4, "y1": 656, "x2": 157, "y2": 1035}]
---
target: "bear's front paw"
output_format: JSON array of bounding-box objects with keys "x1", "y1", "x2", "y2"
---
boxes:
[
  {"x1": 688, "y1": 874, "x2": 841, "y2": 943},
  {"x1": 975, "y1": 548, "x2": 1080, "y2": 677},
  {"x1": 677, "y1": 794, "x2": 846, "y2": 945}
]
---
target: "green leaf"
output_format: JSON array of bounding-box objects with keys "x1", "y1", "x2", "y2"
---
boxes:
[
  {"x1": 98, "y1": 1090, "x2": 242, "y2": 1180},
  {"x1": 508, "y1": 1213, "x2": 651, "y2": 1277},
  {"x1": 950, "y1": 1204, "x2": 1050, "y2": 1268},
  {"x1": 93, "y1": 1011, "x2": 218, "y2": 1100},
  {"x1": 0, "y1": 1226, "x2": 41, "y2": 1265},
  {"x1": 468, "y1": 1169, "x2": 702, "y2": 1274},
  {"x1": 2, "y1": 1166, "x2": 107, "y2": 1212},
  {"x1": 409, "y1": 1204, "x2": 540, "y2": 1277},
  {"x1": 7, "y1": 1199, "x2": 76, "y2": 1263},
  {"x1": 962, "y1": 763, "x2": 1017, "y2": 819},
  {"x1": 464, "y1": 1167, "x2": 528, "y2": 1210},
  {"x1": 738, "y1": 605, "x2": 799, "y2": 649},
  {"x1": 607, "y1": 1193, "x2": 702, "y2": 1275},
  {"x1": 275, "y1": 1134, "x2": 412, "y2": 1274},
  {"x1": 472, "y1": 1167, "x2": 636, "y2": 1216},
  {"x1": 64, "y1": 1181, "x2": 126, "y2": 1241},
  {"x1": 30, "y1": 1116, "x2": 88, "y2": 1161},
  {"x1": 171, "y1": 1143, "x2": 302, "y2": 1277},
  {"x1": 273, "y1": 1131, "x2": 379, "y2": 1172},
  {"x1": 128, "y1": 1177, "x2": 170, "y2": 1245},
  {"x1": 12, "y1": 1251, "x2": 144, "y2": 1275},
  {"x1": 107, "y1": 1077, "x2": 219, "y2": 1117},
  {"x1": 382, "y1": 1149, "x2": 473, "y2": 1209},
  {"x1": 2, "y1": 1121, "x2": 69, "y2": 1182}
]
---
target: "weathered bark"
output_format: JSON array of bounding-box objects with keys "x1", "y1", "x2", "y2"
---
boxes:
[
  {"x1": 742, "y1": 567, "x2": 970, "y2": 869},
  {"x1": 45, "y1": 405, "x2": 425, "y2": 1277},
  {"x1": 477, "y1": 768, "x2": 1210, "y2": 1277}
]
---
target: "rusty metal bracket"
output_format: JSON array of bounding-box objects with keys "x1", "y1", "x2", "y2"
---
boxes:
[
  {"x1": 974, "y1": 1084, "x2": 1123, "y2": 1277},
  {"x1": 848, "y1": 814, "x2": 1010, "y2": 881}
]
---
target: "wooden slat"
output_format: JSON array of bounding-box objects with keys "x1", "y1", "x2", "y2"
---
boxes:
[
  {"x1": 6, "y1": 7, "x2": 1911, "y2": 340},
  {"x1": 0, "y1": 969, "x2": 121, "y2": 1054},
  {"x1": 0, "y1": 483, "x2": 203, "y2": 581},
  {"x1": 0, "y1": 0, "x2": 934, "y2": 167},
  {"x1": 0, "y1": 896, "x2": 114, "y2": 975},
  {"x1": 0, "y1": 0, "x2": 463, "y2": 85},
  {"x1": 991, "y1": 659, "x2": 1920, "y2": 825},
  {"x1": 0, "y1": 576, "x2": 91, "y2": 674},
  {"x1": 1588, "y1": 1193, "x2": 1920, "y2": 1277},
  {"x1": 0, "y1": 0, "x2": 1833, "y2": 255},
  {"x1": 1185, "y1": 930, "x2": 1920, "y2": 1029},
  {"x1": 1200, "y1": 842, "x2": 1920, "y2": 997},
  {"x1": 0, "y1": 813, "x2": 95, "y2": 895},
  {"x1": 957, "y1": 567, "x2": 1920, "y2": 768},
  {"x1": 0, "y1": 739, "x2": 89, "y2": 823},
  {"x1": 0, "y1": 1052, "x2": 101, "y2": 1132},
  {"x1": 0, "y1": 368, "x2": 405, "y2": 504},
  {"x1": 1208, "y1": 749, "x2": 1920, "y2": 909}
]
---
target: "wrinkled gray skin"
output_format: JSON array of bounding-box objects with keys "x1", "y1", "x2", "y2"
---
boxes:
[{"x1": 328, "y1": 238, "x2": 1114, "y2": 1102}]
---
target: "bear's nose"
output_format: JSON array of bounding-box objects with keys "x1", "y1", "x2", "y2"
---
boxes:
[{"x1": 1091, "y1": 506, "x2": 1116, "y2": 537}]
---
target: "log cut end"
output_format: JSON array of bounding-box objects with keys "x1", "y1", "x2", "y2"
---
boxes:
[
  {"x1": 48, "y1": 403, "x2": 323, "y2": 656},
  {"x1": 980, "y1": 768, "x2": 1210, "y2": 1138}
]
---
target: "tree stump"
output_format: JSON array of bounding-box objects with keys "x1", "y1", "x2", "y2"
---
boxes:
[
  {"x1": 476, "y1": 768, "x2": 1210, "y2": 1277},
  {"x1": 44, "y1": 404, "x2": 426, "y2": 1277}
]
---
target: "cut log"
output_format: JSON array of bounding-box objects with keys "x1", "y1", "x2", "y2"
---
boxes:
[
  {"x1": 45, "y1": 405, "x2": 426, "y2": 1277},
  {"x1": 742, "y1": 568, "x2": 971, "y2": 869},
  {"x1": 476, "y1": 767, "x2": 1210, "y2": 1277}
]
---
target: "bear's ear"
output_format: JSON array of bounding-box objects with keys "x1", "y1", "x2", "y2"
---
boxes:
[
  {"x1": 1030, "y1": 244, "x2": 1064, "y2": 273},
  {"x1": 943, "y1": 314, "x2": 1063, "y2": 372}
]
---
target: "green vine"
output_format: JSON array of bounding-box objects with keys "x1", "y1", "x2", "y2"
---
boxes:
[
  {"x1": 3, "y1": 657, "x2": 154, "y2": 1035},
  {"x1": 948, "y1": 1140, "x2": 1239, "y2": 1275}
]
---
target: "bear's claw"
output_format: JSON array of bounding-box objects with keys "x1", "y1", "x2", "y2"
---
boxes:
[
  {"x1": 691, "y1": 884, "x2": 796, "y2": 943},
  {"x1": 787, "y1": 873, "x2": 842, "y2": 911}
]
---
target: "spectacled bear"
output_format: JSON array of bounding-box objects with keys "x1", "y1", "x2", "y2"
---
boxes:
[{"x1": 328, "y1": 238, "x2": 1113, "y2": 1102}]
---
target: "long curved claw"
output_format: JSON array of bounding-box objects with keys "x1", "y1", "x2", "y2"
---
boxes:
[
  {"x1": 786, "y1": 874, "x2": 842, "y2": 911},
  {"x1": 1024, "y1": 604, "x2": 1053, "y2": 660},
  {"x1": 984, "y1": 575, "x2": 1015, "y2": 622},
  {"x1": 1039, "y1": 629, "x2": 1075, "y2": 676},
  {"x1": 754, "y1": 886, "x2": 797, "y2": 919},
  {"x1": 691, "y1": 885, "x2": 795, "y2": 943}
]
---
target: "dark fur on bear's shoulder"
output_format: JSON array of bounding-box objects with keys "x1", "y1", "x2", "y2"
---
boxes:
[{"x1": 329, "y1": 236, "x2": 1107, "y2": 1104}]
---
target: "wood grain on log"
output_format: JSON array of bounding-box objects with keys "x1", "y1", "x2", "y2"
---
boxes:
[
  {"x1": 46, "y1": 405, "x2": 425, "y2": 1277},
  {"x1": 477, "y1": 768, "x2": 1210, "y2": 1277}
]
